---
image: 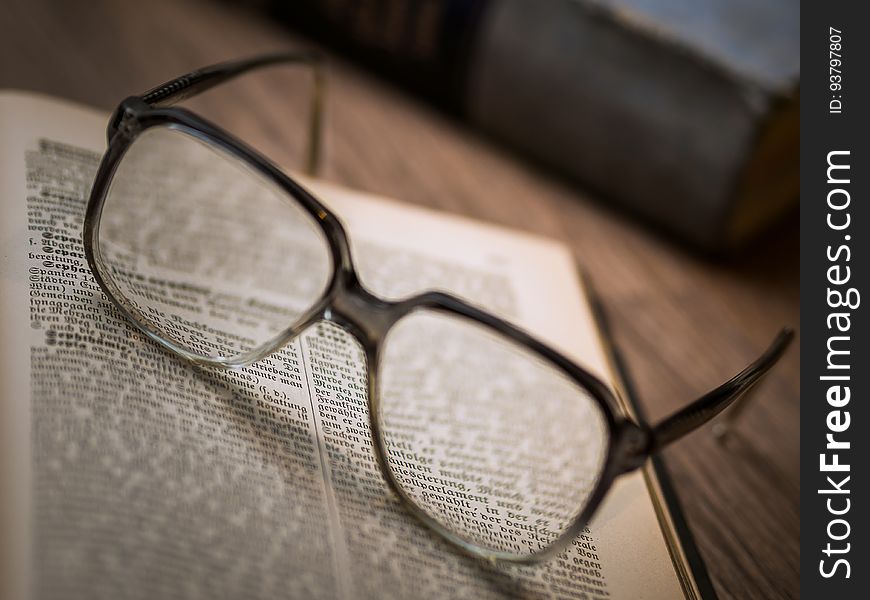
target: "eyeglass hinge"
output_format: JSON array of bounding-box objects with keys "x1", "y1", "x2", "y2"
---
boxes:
[
  {"x1": 614, "y1": 420, "x2": 653, "y2": 475},
  {"x1": 106, "y1": 96, "x2": 149, "y2": 144}
]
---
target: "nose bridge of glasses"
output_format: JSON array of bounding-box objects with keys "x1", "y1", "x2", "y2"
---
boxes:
[{"x1": 323, "y1": 271, "x2": 398, "y2": 350}]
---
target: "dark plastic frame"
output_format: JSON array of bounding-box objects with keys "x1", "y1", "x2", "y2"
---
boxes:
[{"x1": 82, "y1": 53, "x2": 793, "y2": 563}]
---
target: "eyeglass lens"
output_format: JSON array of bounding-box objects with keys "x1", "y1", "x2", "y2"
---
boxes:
[
  {"x1": 95, "y1": 125, "x2": 333, "y2": 362},
  {"x1": 379, "y1": 310, "x2": 610, "y2": 556}
]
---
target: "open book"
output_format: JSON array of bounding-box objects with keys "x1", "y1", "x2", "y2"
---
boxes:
[{"x1": 0, "y1": 91, "x2": 713, "y2": 599}]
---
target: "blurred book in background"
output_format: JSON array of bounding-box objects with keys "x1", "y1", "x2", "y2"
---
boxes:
[{"x1": 263, "y1": 0, "x2": 799, "y2": 252}]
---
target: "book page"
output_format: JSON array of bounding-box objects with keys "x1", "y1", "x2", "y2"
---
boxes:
[{"x1": 0, "y1": 91, "x2": 686, "y2": 600}]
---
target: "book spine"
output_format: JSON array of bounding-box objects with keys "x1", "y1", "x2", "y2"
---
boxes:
[{"x1": 583, "y1": 273, "x2": 718, "y2": 599}]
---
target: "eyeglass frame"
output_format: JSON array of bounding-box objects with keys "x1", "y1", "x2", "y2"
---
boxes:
[{"x1": 82, "y1": 52, "x2": 793, "y2": 564}]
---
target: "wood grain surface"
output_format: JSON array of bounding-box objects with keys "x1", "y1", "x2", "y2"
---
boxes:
[{"x1": 0, "y1": 1, "x2": 800, "y2": 598}]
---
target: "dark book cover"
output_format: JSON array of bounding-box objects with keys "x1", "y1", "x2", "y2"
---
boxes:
[{"x1": 267, "y1": 0, "x2": 799, "y2": 251}]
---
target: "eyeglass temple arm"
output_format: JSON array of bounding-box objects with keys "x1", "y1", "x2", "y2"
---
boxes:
[
  {"x1": 648, "y1": 328, "x2": 794, "y2": 452},
  {"x1": 137, "y1": 52, "x2": 325, "y2": 175}
]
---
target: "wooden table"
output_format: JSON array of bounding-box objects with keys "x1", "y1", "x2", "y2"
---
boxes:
[{"x1": 1, "y1": 1, "x2": 800, "y2": 598}]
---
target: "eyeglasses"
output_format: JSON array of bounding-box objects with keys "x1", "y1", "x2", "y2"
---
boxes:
[{"x1": 83, "y1": 53, "x2": 792, "y2": 563}]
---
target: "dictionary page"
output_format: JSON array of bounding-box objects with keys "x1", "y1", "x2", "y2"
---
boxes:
[{"x1": 0, "y1": 90, "x2": 689, "y2": 600}]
